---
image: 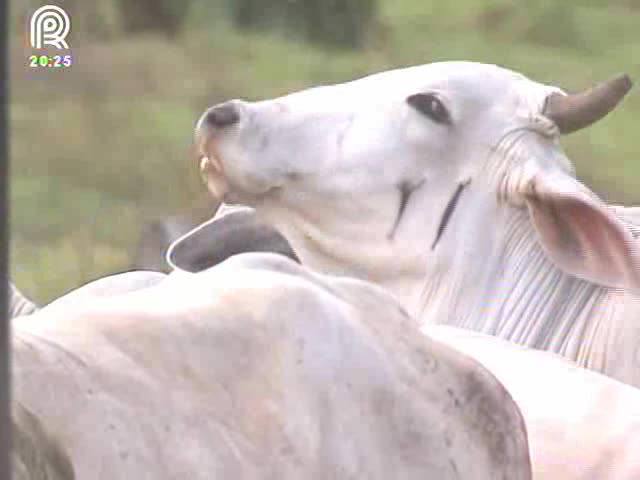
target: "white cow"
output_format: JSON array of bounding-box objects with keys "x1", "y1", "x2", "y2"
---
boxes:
[
  {"x1": 186, "y1": 61, "x2": 640, "y2": 387},
  {"x1": 430, "y1": 326, "x2": 640, "y2": 479},
  {"x1": 13, "y1": 253, "x2": 532, "y2": 479}
]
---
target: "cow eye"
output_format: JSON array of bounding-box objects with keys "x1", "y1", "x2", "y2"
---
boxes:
[{"x1": 407, "y1": 93, "x2": 451, "y2": 125}]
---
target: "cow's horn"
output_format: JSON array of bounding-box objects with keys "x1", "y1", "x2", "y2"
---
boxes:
[{"x1": 544, "y1": 74, "x2": 633, "y2": 134}]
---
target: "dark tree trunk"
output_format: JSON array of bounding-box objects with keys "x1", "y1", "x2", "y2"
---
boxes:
[{"x1": 0, "y1": 0, "x2": 10, "y2": 477}]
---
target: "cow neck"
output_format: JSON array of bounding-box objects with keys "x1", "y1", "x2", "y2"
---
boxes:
[{"x1": 413, "y1": 206, "x2": 615, "y2": 363}]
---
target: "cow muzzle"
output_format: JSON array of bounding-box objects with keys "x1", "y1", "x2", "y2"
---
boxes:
[
  {"x1": 196, "y1": 101, "x2": 243, "y2": 147},
  {"x1": 195, "y1": 100, "x2": 251, "y2": 201},
  {"x1": 202, "y1": 101, "x2": 241, "y2": 129}
]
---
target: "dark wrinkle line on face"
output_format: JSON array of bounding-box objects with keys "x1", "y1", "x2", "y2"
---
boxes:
[
  {"x1": 388, "y1": 179, "x2": 426, "y2": 240},
  {"x1": 431, "y1": 179, "x2": 471, "y2": 251}
]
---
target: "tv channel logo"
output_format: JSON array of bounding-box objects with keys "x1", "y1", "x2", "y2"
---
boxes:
[{"x1": 30, "y1": 5, "x2": 71, "y2": 49}]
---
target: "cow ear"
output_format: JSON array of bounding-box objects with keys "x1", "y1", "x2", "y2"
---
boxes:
[
  {"x1": 167, "y1": 205, "x2": 299, "y2": 273},
  {"x1": 523, "y1": 170, "x2": 640, "y2": 292}
]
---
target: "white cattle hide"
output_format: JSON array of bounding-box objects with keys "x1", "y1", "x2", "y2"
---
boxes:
[
  {"x1": 429, "y1": 325, "x2": 640, "y2": 480},
  {"x1": 13, "y1": 253, "x2": 531, "y2": 479}
]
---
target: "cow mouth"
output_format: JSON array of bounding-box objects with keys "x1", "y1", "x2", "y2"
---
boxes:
[
  {"x1": 195, "y1": 125, "x2": 286, "y2": 206},
  {"x1": 199, "y1": 155, "x2": 230, "y2": 200},
  {"x1": 196, "y1": 127, "x2": 231, "y2": 200},
  {"x1": 197, "y1": 140, "x2": 281, "y2": 205}
]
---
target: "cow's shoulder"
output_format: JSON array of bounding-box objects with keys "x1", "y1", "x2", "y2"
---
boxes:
[
  {"x1": 40, "y1": 270, "x2": 167, "y2": 314},
  {"x1": 14, "y1": 254, "x2": 532, "y2": 479}
]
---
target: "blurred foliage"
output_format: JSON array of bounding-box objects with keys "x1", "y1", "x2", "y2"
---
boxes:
[
  {"x1": 476, "y1": 1, "x2": 583, "y2": 49},
  {"x1": 229, "y1": 0, "x2": 378, "y2": 48},
  {"x1": 8, "y1": 0, "x2": 640, "y2": 302},
  {"x1": 114, "y1": 0, "x2": 193, "y2": 37}
]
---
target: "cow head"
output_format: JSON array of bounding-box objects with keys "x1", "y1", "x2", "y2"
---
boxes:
[{"x1": 189, "y1": 62, "x2": 638, "y2": 303}]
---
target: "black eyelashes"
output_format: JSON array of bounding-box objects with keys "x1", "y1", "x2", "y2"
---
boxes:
[{"x1": 407, "y1": 93, "x2": 451, "y2": 125}]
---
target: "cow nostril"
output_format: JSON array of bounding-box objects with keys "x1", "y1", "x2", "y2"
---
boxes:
[{"x1": 205, "y1": 103, "x2": 240, "y2": 129}]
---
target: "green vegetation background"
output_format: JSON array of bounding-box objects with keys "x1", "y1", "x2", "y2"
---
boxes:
[{"x1": 9, "y1": 0, "x2": 640, "y2": 303}]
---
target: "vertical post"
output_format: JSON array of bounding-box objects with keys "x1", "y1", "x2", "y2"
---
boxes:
[{"x1": 0, "y1": 0, "x2": 11, "y2": 477}]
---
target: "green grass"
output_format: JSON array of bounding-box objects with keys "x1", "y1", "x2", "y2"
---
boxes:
[{"x1": 9, "y1": 0, "x2": 640, "y2": 302}]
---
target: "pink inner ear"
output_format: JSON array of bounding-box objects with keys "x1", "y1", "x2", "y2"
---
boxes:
[{"x1": 526, "y1": 173, "x2": 640, "y2": 292}]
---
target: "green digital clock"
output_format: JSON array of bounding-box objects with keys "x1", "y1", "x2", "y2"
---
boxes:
[{"x1": 28, "y1": 54, "x2": 73, "y2": 68}]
